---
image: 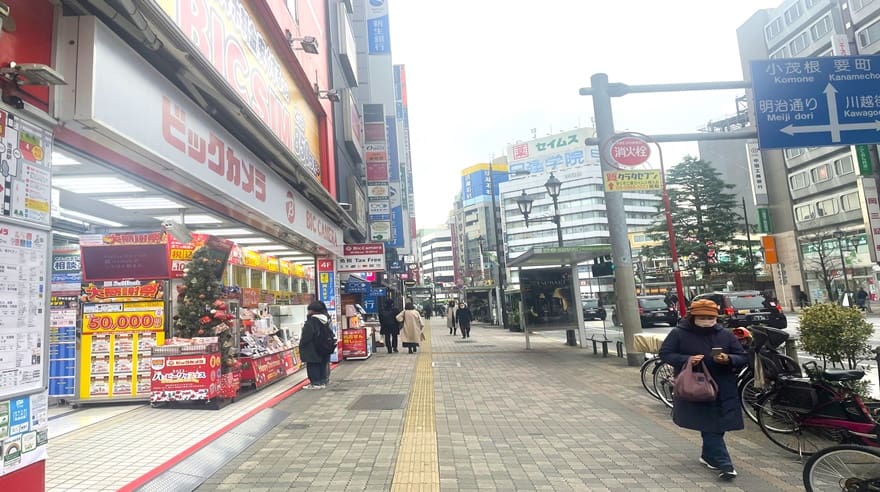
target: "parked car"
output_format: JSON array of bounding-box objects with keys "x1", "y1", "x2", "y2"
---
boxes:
[
  {"x1": 581, "y1": 298, "x2": 607, "y2": 321},
  {"x1": 690, "y1": 290, "x2": 787, "y2": 329},
  {"x1": 612, "y1": 295, "x2": 678, "y2": 327}
]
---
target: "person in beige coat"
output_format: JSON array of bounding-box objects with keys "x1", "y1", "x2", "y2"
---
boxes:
[{"x1": 396, "y1": 301, "x2": 425, "y2": 354}]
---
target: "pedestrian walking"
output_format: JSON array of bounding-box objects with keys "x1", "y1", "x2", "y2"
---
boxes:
[
  {"x1": 664, "y1": 288, "x2": 678, "y2": 310},
  {"x1": 396, "y1": 302, "x2": 424, "y2": 353},
  {"x1": 447, "y1": 300, "x2": 458, "y2": 336},
  {"x1": 658, "y1": 299, "x2": 748, "y2": 481},
  {"x1": 456, "y1": 302, "x2": 472, "y2": 339},
  {"x1": 378, "y1": 299, "x2": 401, "y2": 353},
  {"x1": 300, "y1": 300, "x2": 332, "y2": 389},
  {"x1": 799, "y1": 291, "x2": 809, "y2": 309},
  {"x1": 856, "y1": 286, "x2": 869, "y2": 311}
]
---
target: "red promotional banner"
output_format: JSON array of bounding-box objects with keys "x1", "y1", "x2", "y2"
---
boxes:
[
  {"x1": 342, "y1": 328, "x2": 368, "y2": 358},
  {"x1": 149, "y1": 353, "x2": 221, "y2": 402}
]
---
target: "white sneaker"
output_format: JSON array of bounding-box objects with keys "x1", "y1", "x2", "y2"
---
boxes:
[
  {"x1": 304, "y1": 384, "x2": 321, "y2": 389},
  {"x1": 314, "y1": 384, "x2": 326, "y2": 389}
]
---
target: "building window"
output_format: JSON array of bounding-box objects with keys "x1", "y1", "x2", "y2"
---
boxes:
[
  {"x1": 286, "y1": 0, "x2": 299, "y2": 24},
  {"x1": 816, "y1": 197, "x2": 839, "y2": 217},
  {"x1": 811, "y1": 163, "x2": 832, "y2": 183},
  {"x1": 834, "y1": 155, "x2": 854, "y2": 176},
  {"x1": 810, "y1": 14, "x2": 833, "y2": 41},
  {"x1": 790, "y1": 172, "x2": 809, "y2": 190},
  {"x1": 795, "y1": 204, "x2": 816, "y2": 221},
  {"x1": 770, "y1": 46, "x2": 791, "y2": 59},
  {"x1": 853, "y1": 0, "x2": 875, "y2": 12},
  {"x1": 766, "y1": 17, "x2": 784, "y2": 40},
  {"x1": 785, "y1": 3, "x2": 803, "y2": 24},
  {"x1": 790, "y1": 30, "x2": 811, "y2": 54},
  {"x1": 858, "y1": 18, "x2": 880, "y2": 47},
  {"x1": 785, "y1": 147, "x2": 804, "y2": 159},
  {"x1": 841, "y1": 191, "x2": 861, "y2": 211},
  {"x1": 805, "y1": 0, "x2": 819, "y2": 7}
]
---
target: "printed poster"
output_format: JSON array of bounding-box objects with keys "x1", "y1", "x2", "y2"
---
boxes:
[
  {"x1": 0, "y1": 110, "x2": 53, "y2": 225},
  {"x1": 0, "y1": 392, "x2": 48, "y2": 477}
]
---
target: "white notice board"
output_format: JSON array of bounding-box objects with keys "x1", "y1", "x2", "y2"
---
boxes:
[{"x1": 0, "y1": 221, "x2": 49, "y2": 400}]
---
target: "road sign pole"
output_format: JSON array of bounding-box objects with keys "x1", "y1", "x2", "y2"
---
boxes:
[{"x1": 589, "y1": 73, "x2": 644, "y2": 367}]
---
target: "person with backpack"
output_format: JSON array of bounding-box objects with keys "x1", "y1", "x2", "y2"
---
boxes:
[
  {"x1": 378, "y1": 299, "x2": 401, "y2": 353},
  {"x1": 396, "y1": 302, "x2": 424, "y2": 354},
  {"x1": 300, "y1": 300, "x2": 334, "y2": 389}
]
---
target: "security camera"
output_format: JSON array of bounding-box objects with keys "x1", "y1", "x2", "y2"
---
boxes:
[
  {"x1": 2, "y1": 94, "x2": 22, "y2": 109},
  {"x1": 338, "y1": 202, "x2": 352, "y2": 211}
]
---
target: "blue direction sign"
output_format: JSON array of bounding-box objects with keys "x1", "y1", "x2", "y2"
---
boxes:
[{"x1": 750, "y1": 55, "x2": 880, "y2": 149}]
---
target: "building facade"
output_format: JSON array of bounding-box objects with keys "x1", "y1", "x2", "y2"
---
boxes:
[
  {"x1": 738, "y1": 0, "x2": 880, "y2": 304},
  {"x1": 416, "y1": 227, "x2": 455, "y2": 302}
]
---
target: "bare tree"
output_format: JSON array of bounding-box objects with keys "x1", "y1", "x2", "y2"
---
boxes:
[{"x1": 800, "y1": 233, "x2": 839, "y2": 302}]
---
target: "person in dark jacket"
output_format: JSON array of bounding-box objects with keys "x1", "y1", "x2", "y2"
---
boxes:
[
  {"x1": 300, "y1": 300, "x2": 331, "y2": 389},
  {"x1": 378, "y1": 299, "x2": 401, "y2": 353},
  {"x1": 659, "y1": 299, "x2": 748, "y2": 481},
  {"x1": 456, "y1": 302, "x2": 472, "y2": 339}
]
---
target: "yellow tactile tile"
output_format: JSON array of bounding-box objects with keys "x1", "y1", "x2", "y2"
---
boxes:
[{"x1": 391, "y1": 324, "x2": 440, "y2": 492}]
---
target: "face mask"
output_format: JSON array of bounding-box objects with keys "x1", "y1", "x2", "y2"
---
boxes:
[{"x1": 694, "y1": 319, "x2": 716, "y2": 328}]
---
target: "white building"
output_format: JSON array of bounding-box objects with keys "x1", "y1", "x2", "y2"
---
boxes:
[
  {"x1": 416, "y1": 227, "x2": 455, "y2": 301},
  {"x1": 499, "y1": 165, "x2": 662, "y2": 294}
]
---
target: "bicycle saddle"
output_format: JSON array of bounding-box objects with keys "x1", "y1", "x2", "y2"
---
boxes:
[{"x1": 822, "y1": 368, "x2": 865, "y2": 381}]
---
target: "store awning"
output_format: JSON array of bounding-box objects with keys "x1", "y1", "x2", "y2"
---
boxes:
[{"x1": 507, "y1": 245, "x2": 612, "y2": 269}]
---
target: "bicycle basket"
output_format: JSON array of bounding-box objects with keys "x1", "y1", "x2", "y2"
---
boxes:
[{"x1": 771, "y1": 377, "x2": 818, "y2": 413}]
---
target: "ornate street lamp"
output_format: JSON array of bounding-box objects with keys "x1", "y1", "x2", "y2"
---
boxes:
[{"x1": 516, "y1": 173, "x2": 564, "y2": 247}]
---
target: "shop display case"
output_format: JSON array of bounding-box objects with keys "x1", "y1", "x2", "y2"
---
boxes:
[
  {"x1": 149, "y1": 340, "x2": 226, "y2": 408},
  {"x1": 238, "y1": 305, "x2": 303, "y2": 389}
]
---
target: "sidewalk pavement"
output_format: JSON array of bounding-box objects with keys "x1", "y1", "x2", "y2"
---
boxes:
[{"x1": 191, "y1": 320, "x2": 804, "y2": 492}]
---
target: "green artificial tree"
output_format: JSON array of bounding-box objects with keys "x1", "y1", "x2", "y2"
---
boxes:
[{"x1": 172, "y1": 245, "x2": 236, "y2": 371}]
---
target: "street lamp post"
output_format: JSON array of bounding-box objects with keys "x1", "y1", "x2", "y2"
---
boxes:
[{"x1": 516, "y1": 172, "x2": 577, "y2": 346}]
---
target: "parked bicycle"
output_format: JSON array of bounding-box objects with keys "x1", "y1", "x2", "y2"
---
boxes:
[
  {"x1": 738, "y1": 325, "x2": 802, "y2": 425},
  {"x1": 756, "y1": 360, "x2": 878, "y2": 457},
  {"x1": 803, "y1": 444, "x2": 880, "y2": 491}
]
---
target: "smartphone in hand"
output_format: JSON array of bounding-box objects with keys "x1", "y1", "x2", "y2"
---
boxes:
[{"x1": 711, "y1": 347, "x2": 723, "y2": 357}]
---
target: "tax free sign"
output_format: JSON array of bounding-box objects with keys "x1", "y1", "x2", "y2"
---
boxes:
[{"x1": 750, "y1": 55, "x2": 880, "y2": 149}]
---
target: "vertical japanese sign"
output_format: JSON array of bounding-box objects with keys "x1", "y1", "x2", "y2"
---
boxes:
[
  {"x1": 49, "y1": 296, "x2": 77, "y2": 398},
  {"x1": 746, "y1": 142, "x2": 769, "y2": 205},
  {"x1": 391, "y1": 65, "x2": 411, "y2": 252},
  {"x1": 316, "y1": 258, "x2": 340, "y2": 362},
  {"x1": 366, "y1": 0, "x2": 391, "y2": 54},
  {"x1": 364, "y1": 104, "x2": 392, "y2": 242}
]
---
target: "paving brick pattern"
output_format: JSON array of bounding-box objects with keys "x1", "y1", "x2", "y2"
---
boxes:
[{"x1": 195, "y1": 321, "x2": 805, "y2": 491}]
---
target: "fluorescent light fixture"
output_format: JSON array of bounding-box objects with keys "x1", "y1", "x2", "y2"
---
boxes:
[
  {"x1": 230, "y1": 237, "x2": 272, "y2": 245},
  {"x1": 245, "y1": 245, "x2": 290, "y2": 252},
  {"x1": 52, "y1": 151, "x2": 81, "y2": 167},
  {"x1": 59, "y1": 208, "x2": 125, "y2": 227},
  {"x1": 100, "y1": 197, "x2": 185, "y2": 210},
  {"x1": 53, "y1": 176, "x2": 145, "y2": 194},
  {"x1": 53, "y1": 231, "x2": 80, "y2": 240},
  {"x1": 193, "y1": 228, "x2": 253, "y2": 236},
  {"x1": 261, "y1": 250, "x2": 302, "y2": 256},
  {"x1": 153, "y1": 214, "x2": 221, "y2": 225}
]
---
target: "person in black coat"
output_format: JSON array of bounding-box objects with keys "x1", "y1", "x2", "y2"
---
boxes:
[
  {"x1": 456, "y1": 302, "x2": 472, "y2": 339},
  {"x1": 300, "y1": 300, "x2": 331, "y2": 389},
  {"x1": 659, "y1": 299, "x2": 748, "y2": 481},
  {"x1": 378, "y1": 299, "x2": 401, "y2": 353}
]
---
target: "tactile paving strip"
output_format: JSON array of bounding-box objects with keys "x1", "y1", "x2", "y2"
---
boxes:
[
  {"x1": 135, "y1": 407, "x2": 289, "y2": 492},
  {"x1": 391, "y1": 324, "x2": 440, "y2": 491}
]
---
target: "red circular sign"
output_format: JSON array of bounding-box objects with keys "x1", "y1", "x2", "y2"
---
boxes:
[{"x1": 609, "y1": 137, "x2": 651, "y2": 167}]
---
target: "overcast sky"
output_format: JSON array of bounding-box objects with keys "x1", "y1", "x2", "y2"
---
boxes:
[{"x1": 390, "y1": 0, "x2": 778, "y2": 229}]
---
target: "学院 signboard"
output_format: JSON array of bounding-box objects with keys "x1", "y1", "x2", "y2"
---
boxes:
[{"x1": 750, "y1": 55, "x2": 880, "y2": 149}]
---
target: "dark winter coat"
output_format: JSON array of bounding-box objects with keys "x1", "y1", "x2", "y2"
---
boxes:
[
  {"x1": 378, "y1": 308, "x2": 401, "y2": 335},
  {"x1": 299, "y1": 313, "x2": 330, "y2": 364},
  {"x1": 659, "y1": 318, "x2": 748, "y2": 433},
  {"x1": 456, "y1": 306, "x2": 472, "y2": 328}
]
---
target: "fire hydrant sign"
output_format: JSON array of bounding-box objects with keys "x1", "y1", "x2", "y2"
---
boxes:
[
  {"x1": 603, "y1": 170, "x2": 662, "y2": 192},
  {"x1": 337, "y1": 243, "x2": 386, "y2": 272},
  {"x1": 608, "y1": 136, "x2": 651, "y2": 167}
]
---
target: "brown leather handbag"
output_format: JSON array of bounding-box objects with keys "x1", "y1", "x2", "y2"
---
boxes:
[{"x1": 674, "y1": 360, "x2": 718, "y2": 402}]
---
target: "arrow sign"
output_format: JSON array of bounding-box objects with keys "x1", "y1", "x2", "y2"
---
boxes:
[{"x1": 750, "y1": 55, "x2": 880, "y2": 149}]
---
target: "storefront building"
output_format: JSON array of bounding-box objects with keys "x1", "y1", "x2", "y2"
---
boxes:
[{"x1": 0, "y1": 1, "x2": 361, "y2": 488}]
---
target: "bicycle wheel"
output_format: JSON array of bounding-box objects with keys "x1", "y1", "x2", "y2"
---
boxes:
[
  {"x1": 740, "y1": 376, "x2": 762, "y2": 425},
  {"x1": 756, "y1": 392, "x2": 842, "y2": 456},
  {"x1": 640, "y1": 357, "x2": 661, "y2": 399},
  {"x1": 652, "y1": 361, "x2": 675, "y2": 409},
  {"x1": 803, "y1": 444, "x2": 880, "y2": 492}
]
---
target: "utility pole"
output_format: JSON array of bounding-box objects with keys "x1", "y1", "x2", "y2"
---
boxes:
[{"x1": 487, "y1": 157, "x2": 505, "y2": 328}]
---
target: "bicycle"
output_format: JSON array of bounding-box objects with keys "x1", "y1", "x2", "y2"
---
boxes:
[
  {"x1": 640, "y1": 355, "x2": 674, "y2": 404},
  {"x1": 738, "y1": 324, "x2": 801, "y2": 426},
  {"x1": 756, "y1": 361, "x2": 878, "y2": 457},
  {"x1": 803, "y1": 444, "x2": 880, "y2": 491}
]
